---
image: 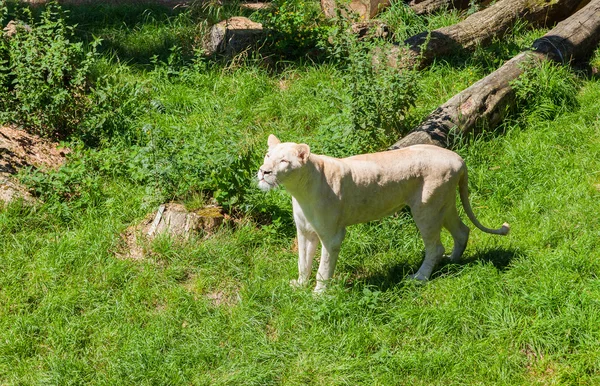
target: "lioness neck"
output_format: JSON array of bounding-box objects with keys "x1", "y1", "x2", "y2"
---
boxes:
[{"x1": 280, "y1": 154, "x2": 328, "y2": 202}]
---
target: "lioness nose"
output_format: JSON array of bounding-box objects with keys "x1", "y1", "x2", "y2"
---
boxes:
[{"x1": 260, "y1": 168, "x2": 271, "y2": 175}]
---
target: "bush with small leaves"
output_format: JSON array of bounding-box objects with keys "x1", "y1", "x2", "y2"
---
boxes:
[{"x1": 0, "y1": 2, "x2": 149, "y2": 143}]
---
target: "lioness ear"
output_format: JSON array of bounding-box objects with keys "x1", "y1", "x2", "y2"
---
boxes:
[
  {"x1": 296, "y1": 144, "x2": 311, "y2": 164},
  {"x1": 268, "y1": 134, "x2": 281, "y2": 148}
]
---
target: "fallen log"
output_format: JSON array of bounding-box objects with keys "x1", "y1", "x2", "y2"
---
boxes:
[
  {"x1": 407, "y1": 0, "x2": 483, "y2": 16},
  {"x1": 386, "y1": 0, "x2": 588, "y2": 70},
  {"x1": 389, "y1": 0, "x2": 600, "y2": 149}
]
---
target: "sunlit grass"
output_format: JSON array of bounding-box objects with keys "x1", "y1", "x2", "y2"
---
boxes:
[{"x1": 1, "y1": 2, "x2": 600, "y2": 384}]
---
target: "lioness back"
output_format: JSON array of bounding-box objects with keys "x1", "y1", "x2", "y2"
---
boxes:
[
  {"x1": 323, "y1": 145, "x2": 465, "y2": 225},
  {"x1": 345, "y1": 144, "x2": 464, "y2": 175}
]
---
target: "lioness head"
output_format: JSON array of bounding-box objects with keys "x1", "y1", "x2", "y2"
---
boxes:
[{"x1": 257, "y1": 134, "x2": 311, "y2": 191}]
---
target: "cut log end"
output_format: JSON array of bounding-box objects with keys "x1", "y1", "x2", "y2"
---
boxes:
[
  {"x1": 149, "y1": 203, "x2": 225, "y2": 238},
  {"x1": 118, "y1": 203, "x2": 225, "y2": 260}
]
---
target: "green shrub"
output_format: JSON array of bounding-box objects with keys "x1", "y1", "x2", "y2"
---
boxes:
[
  {"x1": 0, "y1": 3, "x2": 9, "y2": 96},
  {"x1": 346, "y1": 43, "x2": 418, "y2": 149},
  {"x1": 137, "y1": 118, "x2": 258, "y2": 210},
  {"x1": 79, "y1": 65, "x2": 151, "y2": 146},
  {"x1": 19, "y1": 153, "x2": 102, "y2": 216},
  {"x1": 261, "y1": 0, "x2": 329, "y2": 58},
  {"x1": 0, "y1": 2, "x2": 149, "y2": 143},
  {"x1": 317, "y1": 30, "x2": 419, "y2": 155},
  {"x1": 0, "y1": 3, "x2": 94, "y2": 137},
  {"x1": 511, "y1": 60, "x2": 580, "y2": 124}
]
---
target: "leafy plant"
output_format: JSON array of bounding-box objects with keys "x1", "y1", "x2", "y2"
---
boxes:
[
  {"x1": 0, "y1": 2, "x2": 149, "y2": 144},
  {"x1": 346, "y1": 44, "x2": 418, "y2": 146},
  {"x1": 318, "y1": 28, "x2": 419, "y2": 155},
  {"x1": 138, "y1": 119, "x2": 258, "y2": 209},
  {"x1": 0, "y1": 1, "x2": 9, "y2": 97},
  {"x1": 511, "y1": 60, "x2": 580, "y2": 123},
  {"x1": 77, "y1": 65, "x2": 150, "y2": 146},
  {"x1": 261, "y1": 0, "x2": 330, "y2": 58},
  {"x1": 0, "y1": 3, "x2": 95, "y2": 137}
]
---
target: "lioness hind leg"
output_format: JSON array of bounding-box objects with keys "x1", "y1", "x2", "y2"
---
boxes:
[
  {"x1": 411, "y1": 211, "x2": 445, "y2": 281},
  {"x1": 443, "y1": 205, "x2": 470, "y2": 262}
]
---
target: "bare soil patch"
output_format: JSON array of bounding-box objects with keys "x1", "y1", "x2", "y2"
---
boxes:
[
  {"x1": 182, "y1": 274, "x2": 241, "y2": 307},
  {"x1": 0, "y1": 125, "x2": 69, "y2": 204}
]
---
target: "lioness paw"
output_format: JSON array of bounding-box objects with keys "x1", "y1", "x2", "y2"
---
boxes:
[
  {"x1": 408, "y1": 272, "x2": 429, "y2": 282},
  {"x1": 290, "y1": 279, "x2": 307, "y2": 288},
  {"x1": 313, "y1": 285, "x2": 327, "y2": 295}
]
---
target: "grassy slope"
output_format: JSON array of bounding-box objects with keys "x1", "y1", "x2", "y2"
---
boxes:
[{"x1": 1, "y1": 3, "x2": 600, "y2": 385}]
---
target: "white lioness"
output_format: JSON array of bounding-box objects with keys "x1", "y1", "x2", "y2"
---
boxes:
[{"x1": 257, "y1": 135, "x2": 509, "y2": 293}]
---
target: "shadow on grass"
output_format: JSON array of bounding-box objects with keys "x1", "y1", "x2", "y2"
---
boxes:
[
  {"x1": 349, "y1": 259, "x2": 417, "y2": 292},
  {"x1": 464, "y1": 247, "x2": 519, "y2": 271},
  {"x1": 11, "y1": 1, "x2": 199, "y2": 65},
  {"x1": 442, "y1": 38, "x2": 525, "y2": 73},
  {"x1": 65, "y1": 2, "x2": 195, "y2": 65},
  {"x1": 355, "y1": 247, "x2": 519, "y2": 291}
]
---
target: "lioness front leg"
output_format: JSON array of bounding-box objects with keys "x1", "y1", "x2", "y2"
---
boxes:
[
  {"x1": 290, "y1": 229, "x2": 319, "y2": 288},
  {"x1": 314, "y1": 229, "x2": 346, "y2": 294}
]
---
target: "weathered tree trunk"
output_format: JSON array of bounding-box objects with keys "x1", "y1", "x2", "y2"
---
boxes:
[
  {"x1": 321, "y1": 0, "x2": 390, "y2": 20},
  {"x1": 386, "y1": 0, "x2": 588, "y2": 70},
  {"x1": 389, "y1": 0, "x2": 600, "y2": 149},
  {"x1": 407, "y1": 0, "x2": 483, "y2": 16}
]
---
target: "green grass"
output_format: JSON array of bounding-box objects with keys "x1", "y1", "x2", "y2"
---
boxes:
[
  {"x1": 2, "y1": 1, "x2": 600, "y2": 384},
  {"x1": 64, "y1": 2, "x2": 199, "y2": 65}
]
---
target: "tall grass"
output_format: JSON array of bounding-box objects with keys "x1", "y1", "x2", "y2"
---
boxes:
[{"x1": 1, "y1": 2, "x2": 600, "y2": 384}]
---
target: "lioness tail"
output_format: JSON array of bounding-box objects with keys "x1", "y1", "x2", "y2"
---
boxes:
[{"x1": 458, "y1": 169, "x2": 510, "y2": 236}]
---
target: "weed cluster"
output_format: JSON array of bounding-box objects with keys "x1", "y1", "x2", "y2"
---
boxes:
[
  {"x1": 344, "y1": 43, "x2": 418, "y2": 152},
  {"x1": 512, "y1": 60, "x2": 580, "y2": 124},
  {"x1": 0, "y1": 3, "x2": 92, "y2": 137},
  {"x1": 261, "y1": 0, "x2": 329, "y2": 58},
  {"x1": 314, "y1": 23, "x2": 419, "y2": 155},
  {"x1": 0, "y1": 2, "x2": 148, "y2": 142},
  {"x1": 137, "y1": 110, "x2": 259, "y2": 209}
]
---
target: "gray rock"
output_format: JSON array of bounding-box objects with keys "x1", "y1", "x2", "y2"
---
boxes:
[{"x1": 202, "y1": 17, "x2": 264, "y2": 57}]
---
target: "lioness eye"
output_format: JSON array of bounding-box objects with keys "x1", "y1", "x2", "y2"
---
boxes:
[{"x1": 280, "y1": 159, "x2": 288, "y2": 163}]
